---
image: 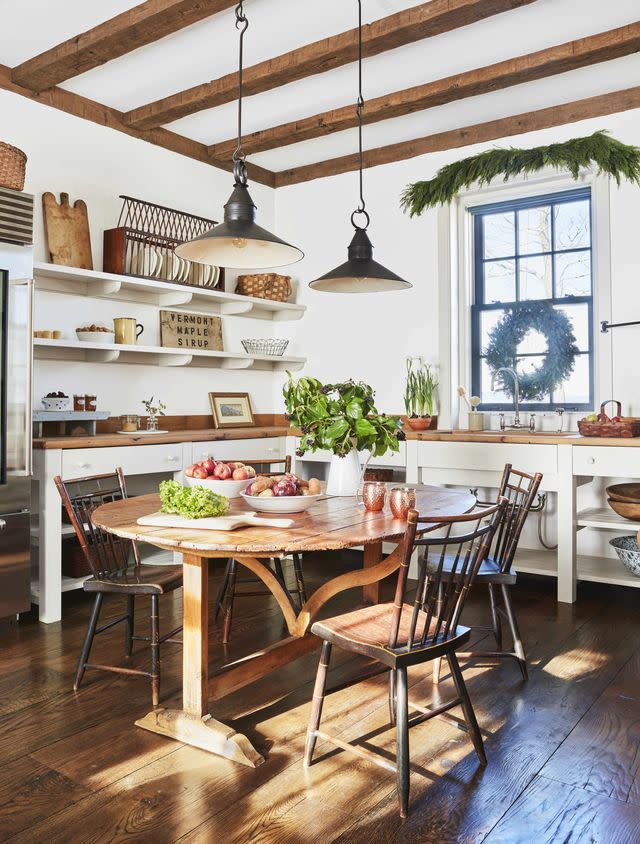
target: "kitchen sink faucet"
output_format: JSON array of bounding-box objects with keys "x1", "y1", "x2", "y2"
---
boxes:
[{"x1": 491, "y1": 367, "x2": 535, "y2": 431}]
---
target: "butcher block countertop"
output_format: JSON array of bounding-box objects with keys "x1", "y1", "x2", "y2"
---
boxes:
[
  {"x1": 33, "y1": 425, "x2": 292, "y2": 450},
  {"x1": 404, "y1": 430, "x2": 640, "y2": 447}
]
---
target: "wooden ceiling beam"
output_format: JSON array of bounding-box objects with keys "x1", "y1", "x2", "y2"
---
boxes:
[
  {"x1": 274, "y1": 86, "x2": 640, "y2": 187},
  {"x1": 210, "y1": 22, "x2": 640, "y2": 160},
  {"x1": 124, "y1": 0, "x2": 538, "y2": 129},
  {"x1": 0, "y1": 65, "x2": 275, "y2": 188},
  {"x1": 11, "y1": 0, "x2": 237, "y2": 93}
]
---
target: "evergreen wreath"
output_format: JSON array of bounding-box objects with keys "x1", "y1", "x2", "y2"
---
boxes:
[
  {"x1": 401, "y1": 131, "x2": 640, "y2": 216},
  {"x1": 485, "y1": 302, "x2": 579, "y2": 401}
]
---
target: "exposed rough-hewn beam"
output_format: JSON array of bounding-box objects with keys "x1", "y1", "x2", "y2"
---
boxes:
[
  {"x1": 274, "y1": 86, "x2": 640, "y2": 187},
  {"x1": 124, "y1": 0, "x2": 538, "y2": 129},
  {"x1": 0, "y1": 65, "x2": 275, "y2": 188},
  {"x1": 210, "y1": 22, "x2": 640, "y2": 160},
  {"x1": 11, "y1": 0, "x2": 237, "y2": 93}
]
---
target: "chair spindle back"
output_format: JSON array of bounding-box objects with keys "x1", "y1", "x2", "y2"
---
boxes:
[
  {"x1": 389, "y1": 500, "x2": 508, "y2": 652},
  {"x1": 54, "y1": 468, "x2": 138, "y2": 579},
  {"x1": 490, "y1": 464, "x2": 542, "y2": 574}
]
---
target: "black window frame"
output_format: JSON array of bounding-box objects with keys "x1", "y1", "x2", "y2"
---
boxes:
[{"x1": 470, "y1": 187, "x2": 594, "y2": 412}]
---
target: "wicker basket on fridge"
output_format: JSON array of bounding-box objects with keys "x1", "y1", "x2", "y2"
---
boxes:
[
  {"x1": 236, "y1": 273, "x2": 292, "y2": 302},
  {"x1": 0, "y1": 142, "x2": 27, "y2": 191}
]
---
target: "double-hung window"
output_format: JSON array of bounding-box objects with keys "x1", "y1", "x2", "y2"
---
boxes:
[{"x1": 470, "y1": 187, "x2": 594, "y2": 411}]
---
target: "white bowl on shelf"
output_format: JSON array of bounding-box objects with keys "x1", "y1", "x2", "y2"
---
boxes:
[
  {"x1": 41, "y1": 396, "x2": 71, "y2": 411},
  {"x1": 76, "y1": 330, "x2": 115, "y2": 344},
  {"x1": 184, "y1": 474, "x2": 248, "y2": 498},
  {"x1": 240, "y1": 491, "x2": 322, "y2": 514}
]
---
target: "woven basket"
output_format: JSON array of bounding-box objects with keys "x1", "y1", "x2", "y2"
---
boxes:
[
  {"x1": 236, "y1": 273, "x2": 291, "y2": 302},
  {"x1": 0, "y1": 142, "x2": 27, "y2": 191}
]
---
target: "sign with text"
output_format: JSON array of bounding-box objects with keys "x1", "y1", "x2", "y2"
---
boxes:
[{"x1": 160, "y1": 310, "x2": 223, "y2": 351}]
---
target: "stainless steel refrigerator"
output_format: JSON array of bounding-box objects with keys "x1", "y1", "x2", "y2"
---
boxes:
[{"x1": 0, "y1": 242, "x2": 33, "y2": 618}]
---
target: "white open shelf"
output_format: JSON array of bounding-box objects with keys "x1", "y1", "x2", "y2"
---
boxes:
[
  {"x1": 576, "y1": 507, "x2": 640, "y2": 531},
  {"x1": 33, "y1": 261, "x2": 306, "y2": 322},
  {"x1": 33, "y1": 337, "x2": 305, "y2": 371},
  {"x1": 513, "y1": 547, "x2": 640, "y2": 588}
]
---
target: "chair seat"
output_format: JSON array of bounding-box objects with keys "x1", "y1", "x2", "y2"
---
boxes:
[
  {"x1": 424, "y1": 553, "x2": 517, "y2": 585},
  {"x1": 84, "y1": 565, "x2": 183, "y2": 595},
  {"x1": 311, "y1": 603, "x2": 470, "y2": 667}
]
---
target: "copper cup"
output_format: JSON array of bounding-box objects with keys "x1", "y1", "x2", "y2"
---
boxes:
[
  {"x1": 389, "y1": 486, "x2": 417, "y2": 519},
  {"x1": 360, "y1": 481, "x2": 386, "y2": 512}
]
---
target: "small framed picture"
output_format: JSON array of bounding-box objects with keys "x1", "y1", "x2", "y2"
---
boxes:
[{"x1": 209, "y1": 392, "x2": 255, "y2": 428}]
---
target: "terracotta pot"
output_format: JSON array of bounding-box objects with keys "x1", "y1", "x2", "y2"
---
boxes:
[{"x1": 405, "y1": 416, "x2": 432, "y2": 431}]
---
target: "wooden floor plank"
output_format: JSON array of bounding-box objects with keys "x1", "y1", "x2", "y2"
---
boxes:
[{"x1": 484, "y1": 774, "x2": 640, "y2": 843}]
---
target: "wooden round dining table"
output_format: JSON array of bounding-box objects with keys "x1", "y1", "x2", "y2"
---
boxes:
[{"x1": 92, "y1": 485, "x2": 476, "y2": 768}]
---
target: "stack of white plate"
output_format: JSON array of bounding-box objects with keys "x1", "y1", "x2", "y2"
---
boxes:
[{"x1": 126, "y1": 243, "x2": 219, "y2": 287}]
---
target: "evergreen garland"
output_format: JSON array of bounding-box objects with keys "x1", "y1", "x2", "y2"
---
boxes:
[
  {"x1": 485, "y1": 302, "x2": 579, "y2": 401},
  {"x1": 401, "y1": 132, "x2": 640, "y2": 216}
]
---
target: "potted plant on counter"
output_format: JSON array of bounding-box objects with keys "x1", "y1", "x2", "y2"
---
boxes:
[
  {"x1": 404, "y1": 357, "x2": 438, "y2": 431},
  {"x1": 283, "y1": 373, "x2": 404, "y2": 496}
]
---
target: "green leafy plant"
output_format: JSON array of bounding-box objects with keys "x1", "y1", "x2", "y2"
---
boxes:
[
  {"x1": 404, "y1": 357, "x2": 438, "y2": 417},
  {"x1": 401, "y1": 132, "x2": 640, "y2": 216},
  {"x1": 159, "y1": 480, "x2": 228, "y2": 519},
  {"x1": 283, "y1": 373, "x2": 404, "y2": 458},
  {"x1": 142, "y1": 396, "x2": 166, "y2": 416}
]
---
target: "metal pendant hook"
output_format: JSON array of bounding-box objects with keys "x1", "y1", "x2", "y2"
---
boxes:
[
  {"x1": 232, "y1": 157, "x2": 248, "y2": 186},
  {"x1": 350, "y1": 208, "x2": 370, "y2": 231}
]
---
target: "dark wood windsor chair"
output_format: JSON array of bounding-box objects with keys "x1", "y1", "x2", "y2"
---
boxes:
[
  {"x1": 215, "y1": 455, "x2": 307, "y2": 644},
  {"x1": 431, "y1": 464, "x2": 542, "y2": 684},
  {"x1": 305, "y1": 499, "x2": 508, "y2": 818},
  {"x1": 55, "y1": 468, "x2": 183, "y2": 706}
]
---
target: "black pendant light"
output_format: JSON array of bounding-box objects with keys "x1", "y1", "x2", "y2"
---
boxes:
[
  {"x1": 176, "y1": 2, "x2": 303, "y2": 269},
  {"x1": 309, "y1": 0, "x2": 411, "y2": 293}
]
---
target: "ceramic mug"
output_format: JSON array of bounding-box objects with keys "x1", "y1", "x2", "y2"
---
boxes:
[{"x1": 113, "y1": 317, "x2": 144, "y2": 345}]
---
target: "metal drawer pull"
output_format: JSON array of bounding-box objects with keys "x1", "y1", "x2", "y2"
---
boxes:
[
  {"x1": 77, "y1": 462, "x2": 90, "y2": 469},
  {"x1": 0, "y1": 519, "x2": 5, "y2": 530},
  {"x1": 587, "y1": 457, "x2": 595, "y2": 465},
  {"x1": 167, "y1": 455, "x2": 179, "y2": 462}
]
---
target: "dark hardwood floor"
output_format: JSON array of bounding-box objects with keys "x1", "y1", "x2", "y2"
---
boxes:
[{"x1": 1, "y1": 551, "x2": 640, "y2": 843}]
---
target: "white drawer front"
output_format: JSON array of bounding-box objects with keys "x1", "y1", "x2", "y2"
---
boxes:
[
  {"x1": 417, "y1": 441, "x2": 557, "y2": 476},
  {"x1": 573, "y1": 445, "x2": 640, "y2": 477},
  {"x1": 192, "y1": 437, "x2": 285, "y2": 464},
  {"x1": 297, "y1": 442, "x2": 406, "y2": 467},
  {"x1": 62, "y1": 443, "x2": 186, "y2": 478}
]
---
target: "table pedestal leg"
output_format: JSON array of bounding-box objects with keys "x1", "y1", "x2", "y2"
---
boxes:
[
  {"x1": 363, "y1": 541, "x2": 383, "y2": 604},
  {"x1": 135, "y1": 553, "x2": 263, "y2": 767}
]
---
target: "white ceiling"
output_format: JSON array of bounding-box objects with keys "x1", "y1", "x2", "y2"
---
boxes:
[{"x1": 1, "y1": 0, "x2": 639, "y2": 174}]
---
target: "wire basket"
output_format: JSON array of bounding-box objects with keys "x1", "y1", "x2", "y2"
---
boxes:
[{"x1": 241, "y1": 338, "x2": 289, "y2": 357}]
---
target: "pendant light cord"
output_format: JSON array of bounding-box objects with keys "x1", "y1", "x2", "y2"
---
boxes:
[
  {"x1": 351, "y1": 0, "x2": 370, "y2": 232},
  {"x1": 233, "y1": 2, "x2": 249, "y2": 186}
]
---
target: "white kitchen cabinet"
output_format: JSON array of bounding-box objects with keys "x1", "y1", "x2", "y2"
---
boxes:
[
  {"x1": 191, "y1": 437, "x2": 286, "y2": 463},
  {"x1": 61, "y1": 442, "x2": 187, "y2": 478}
]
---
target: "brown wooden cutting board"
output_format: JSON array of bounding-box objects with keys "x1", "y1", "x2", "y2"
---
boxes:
[{"x1": 42, "y1": 191, "x2": 93, "y2": 269}]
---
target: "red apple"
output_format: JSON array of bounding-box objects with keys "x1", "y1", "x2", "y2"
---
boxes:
[
  {"x1": 192, "y1": 466, "x2": 208, "y2": 479},
  {"x1": 233, "y1": 466, "x2": 250, "y2": 481},
  {"x1": 201, "y1": 458, "x2": 216, "y2": 475},
  {"x1": 214, "y1": 463, "x2": 232, "y2": 480},
  {"x1": 246, "y1": 466, "x2": 256, "y2": 478},
  {"x1": 184, "y1": 464, "x2": 196, "y2": 478}
]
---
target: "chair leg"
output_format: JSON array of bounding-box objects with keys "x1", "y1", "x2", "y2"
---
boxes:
[
  {"x1": 487, "y1": 583, "x2": 503, "y2": 650},
  {"x1": 501, "y1": 584, "x2": 528, "y2": 681},
  {"x1": 432, "y1": 583, "x2": 444, "y2": 685},
  {"x1": 389, "y1": 669, "x2": 397, "y2": 727},
  {"x1": 292, "y1": 553, "x2": 307, "y2": 608},
  {"x1": 447, "y1": 653, "x2": 486, "y2": 766},
  {"x1": 150, "y1": 594, "x2": 160, "y2": 707},
  {"x1": 214, "y1": 559, "x2": 232, "y2": 621},
  {"x1": 74, "y1": 593, "x2": 103, "y2": 691},
  {"x1": 273, "y1": 557, "x2": 286, "y2": 587},
  {"x1": 222, "y1": 559, "x2": 238, "y2": 645},
  {"x1": 304, "y1": 641, "x2": 332, "y2": 767},
  {"x1": 125, "y1": 595, "x2": 135, "y2": 657},
  {"x1": 396, "y1": 665, "x2": 410, "y2": 819}
]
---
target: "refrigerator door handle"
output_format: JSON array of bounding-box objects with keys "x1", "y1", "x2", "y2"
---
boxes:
[
  {"x1": 0, "y1": 272, "x2": 8, "y2": 486},
  {"x1": 0, "y1": 519, "x2": 6, "y2": 530},
  {"x1": 24, "y1": 278, "x2": 33, "y2": 477}
]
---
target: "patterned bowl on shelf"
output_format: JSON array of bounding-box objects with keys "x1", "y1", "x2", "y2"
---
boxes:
[
  {"x1": 610, "y1": 536, "x2": 640, "y2": 577},
  {"x1": 241, "y1": 338, "x2": 289, "y2": 357}
]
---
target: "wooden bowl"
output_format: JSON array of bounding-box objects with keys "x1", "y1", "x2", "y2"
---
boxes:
[
  {"x1": 607, "y1": 498, "x2": 640, "y2": 521},
  {"x1": 606, "y1": 483, "x2": 640, "y2": 503}
]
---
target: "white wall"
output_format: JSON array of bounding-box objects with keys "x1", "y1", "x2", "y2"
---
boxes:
[
  {"x1": 274, "y1": 107, "x2": 640, "y2": 421},
  {"x1": 0, "y1": 90, "x2": 280, "y2": 416}
]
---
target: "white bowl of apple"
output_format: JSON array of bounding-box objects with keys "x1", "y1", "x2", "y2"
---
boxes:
[
  {"x1": 184, "y1": 459, "x2": 256, "y2": 498},
  {"x1": 241, "y1": 474, "x2": 323, "y2": 513}
]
